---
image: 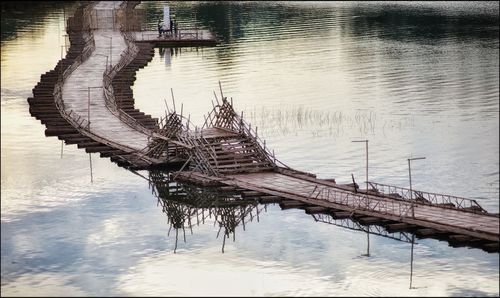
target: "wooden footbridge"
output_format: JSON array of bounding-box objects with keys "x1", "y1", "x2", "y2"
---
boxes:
[{"x1": 28, "y1": 1, "x2": 499, "y2": 253}]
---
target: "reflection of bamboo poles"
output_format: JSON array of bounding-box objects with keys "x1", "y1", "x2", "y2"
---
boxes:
[
  {"x1": 311, "y1": 213, "x2": 413, "y2": 243},
  {"x1": 150, "y1": 170, "x2": 266, "y2": 253}
]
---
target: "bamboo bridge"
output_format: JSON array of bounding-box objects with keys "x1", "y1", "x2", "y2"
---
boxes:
[{"x1": 28, "y1": 1, "x2": 499, "y2": 253}]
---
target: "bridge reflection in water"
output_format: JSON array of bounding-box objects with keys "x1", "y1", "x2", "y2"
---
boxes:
[
  {"x1": 148, "y1": 170, "x2": 421, "y2": 252},
  {"x1": 151, "y1": 168, "x2": 498, "y2": 289},
  {"x1": 148, "y1": 169, "x2": 425, "y2": 287},
  {"x1": 149, "y1": 170, "x2": 266, "y2": 254}
]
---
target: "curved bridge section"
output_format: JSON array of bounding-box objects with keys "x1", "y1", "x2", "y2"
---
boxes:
[{"x1": 29, "y1": 1, "x2": 212, "y2": 169}]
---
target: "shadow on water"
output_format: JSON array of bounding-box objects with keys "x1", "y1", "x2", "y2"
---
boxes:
[
  {"x1": 137, "y1": 2, "x2": 499, "y2": 44},
  {"x1": 346, "y1": 2, "x2": 499, "y2": 43}
]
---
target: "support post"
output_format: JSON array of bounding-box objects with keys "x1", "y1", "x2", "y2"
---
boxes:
[
  {"x1": 88, "y1": 87, "x2": 90, "y2": 129},
  {"x1": 110, "y1": 36, "x2": 112, "y2": 66},
  {"x1": 89, "y1": 153, "x2": 93, "y2": 183},
  {"x1": 410, "y1": 234, "x2": 415, "y2": 289},
  {"x1": 408, "y1": 157, "x2": 426, "y2": 218}
]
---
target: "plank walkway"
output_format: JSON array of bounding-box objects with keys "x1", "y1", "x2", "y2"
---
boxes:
[
  {"x1": 62, "y1": 1, "x2": 150, "y2": 151},
  {"x1": 29, "y1": 1, "x2": 499, "y2": 253},
  {"x1": 30, "y1": 1, "x2": 217, "y2": 170}
]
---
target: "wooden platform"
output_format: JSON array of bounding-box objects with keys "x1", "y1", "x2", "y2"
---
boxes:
[{"x1": 130, "y1": 29, "x2": 217, "y2": 47}]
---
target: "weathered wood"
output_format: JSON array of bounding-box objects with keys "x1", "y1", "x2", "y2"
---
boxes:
[
  {"x1": 448, "y1": 234, "x2": 473, "y2": 242},
  {"x1": 386, "y1": 223, "x2": 418, "y2": 233},
  {"x1": 482, "y1": 242, "x2": 499, "y2": 252},
  {"x1": 64, "y1": 137, "x2": 93, "y2": 144},
  {"x1": 415, "y1": 228, "x2": 443, "y2": 237},
  {"x1": 77, "y1": 142, "x2": 102, "y2": 149},
  {"x1": 259, "y1": 196, "x2": 283, "y2": 204},
  {"x1": 330, "y1": 211, "x2": 352, "y2": 219},
  {"x1": 100, "y1": 150, "x2": 125, "y2": 157},
  {"x1": 279, "y1": 200, "x2": 308, "y2": 210},
  {"x1": 305, "y1": 206, "x2": 329, "y2": 214},
  {"x1": 355, "y1": 216, "x2": 389, "y2": 225},
  {"x1": 45, "y1": 128, "x2": 78, "y2": 136},
  {"x1": 241, "y1": 190, "x2": 262, "y2": 197},
  {"x1": 85, "y1": 146, "x2": 113, "y2": 153}
]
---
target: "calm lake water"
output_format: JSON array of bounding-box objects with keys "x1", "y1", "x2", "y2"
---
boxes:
[{"x1": 1, "y1": 1, "x2": 499, "y2": 296}]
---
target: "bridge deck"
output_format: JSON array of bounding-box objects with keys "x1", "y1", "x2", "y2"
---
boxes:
[
  {"x1": 62, "y1": 2, "x2": 152, "y2": 152},
  {"x1": 230, "y1": 173, "x2": 498, "y2": 234},
  {"x1": 174, "y1": 170, "x2": 499, "y2": 243}
]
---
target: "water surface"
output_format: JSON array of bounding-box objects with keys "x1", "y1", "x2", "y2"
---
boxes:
[{"x1": 1, "y1": 1, "x2": 499, "y2": 296}]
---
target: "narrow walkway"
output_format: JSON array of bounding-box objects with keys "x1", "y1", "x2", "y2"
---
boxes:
[
  {"x1": 227, "y1": 173, "x2": 499, "y2": 237},
  {"x1": 62, "y1": 1, "x2": 151, "y2": 151}
]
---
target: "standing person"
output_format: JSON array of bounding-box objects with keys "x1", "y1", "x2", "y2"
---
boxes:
[
  {"x1": 174, "y1": 20, "x2": 178, "y2": 37},
  {"x1": 170, "y1": 19, "x2": 174, "y2": 35},
  {"x1": 157, "y1": 19, "x2": 162, "y2": 36}
]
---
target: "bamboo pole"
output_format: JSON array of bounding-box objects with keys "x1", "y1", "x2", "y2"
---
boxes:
[{"x1": 89, "y1": 153, "x2": 93, "y2": 183}]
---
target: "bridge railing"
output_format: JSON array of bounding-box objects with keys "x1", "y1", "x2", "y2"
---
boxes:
[
  {"x1": 54, "y1": 3, "x2": 96, "y2": 116},
  {"x1": 310, "y1": 185, "x2": 415, "y2": 219},
  {"x1": 132, "y1": 29, "x2": 210, "y2": 42},
  {"x1": 53, "y1": 2, "x2": 153, "y2": 161},
  {"x1": 367, "y1": 181, "x2": 487, "y2": 213},
  {"x1": 102, "y1": 58, "x2": 155, "y2": 137}
]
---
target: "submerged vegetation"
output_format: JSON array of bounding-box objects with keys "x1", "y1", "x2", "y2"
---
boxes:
[{"x1": 247, "y1": 105, "x2": 415, "y2": 138}]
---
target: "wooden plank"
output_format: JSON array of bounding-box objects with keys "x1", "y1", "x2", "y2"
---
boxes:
[
  {"x1": 415, "y1": 228, "x2": 442, "y2": 237},
  {"x1": 305, "y1": 206, "x2": 329, "y2": 214},
  {"x1": 482, "y1": 243, "x2": 499, "y2": 252},
  {"x1": 259, "y1": 196, "x2": 283, "y2": 204},
  {"x1": 448, "y1": 234, "x2": 473, "y2": 242},
  {"x1": 45, "y1": 128, "x2": 78, "y2": 136},
  {"x1": 355, "y1": 216, "x2": 389, "y2": 225},
  {"x1": 241, "y1": 190, "x2": 262, "y2": 197},
  {"x1": 64, "y1": 137, "x2": 93, "y2": 144},
  {"x1": 330, "y1": 211, "x2": 351, "y2": 219},
  {"x1": 85, "y1": 146, "x2": 113, "y2": 153},
  {"x1": 386, "y1": 223, "x2": 418, "y2": 233},
  {"x1": 215, "y1": 161, "x2": 270, "y2": 169},
  {"x1": 279, "y1": 200, "x2": 308, "y2": 210},
  {"x1": 77, "y1": 142, "x2": 102, "y2": 148}
]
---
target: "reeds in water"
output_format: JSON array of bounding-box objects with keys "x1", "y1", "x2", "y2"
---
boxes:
[{"x1": 247, "y1": 105, "x2": 414, "y2": 138}]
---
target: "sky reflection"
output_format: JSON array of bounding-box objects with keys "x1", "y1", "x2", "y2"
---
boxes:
[{"x1": 1, "y1": 1, "x2": 498, "y2": 297}]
